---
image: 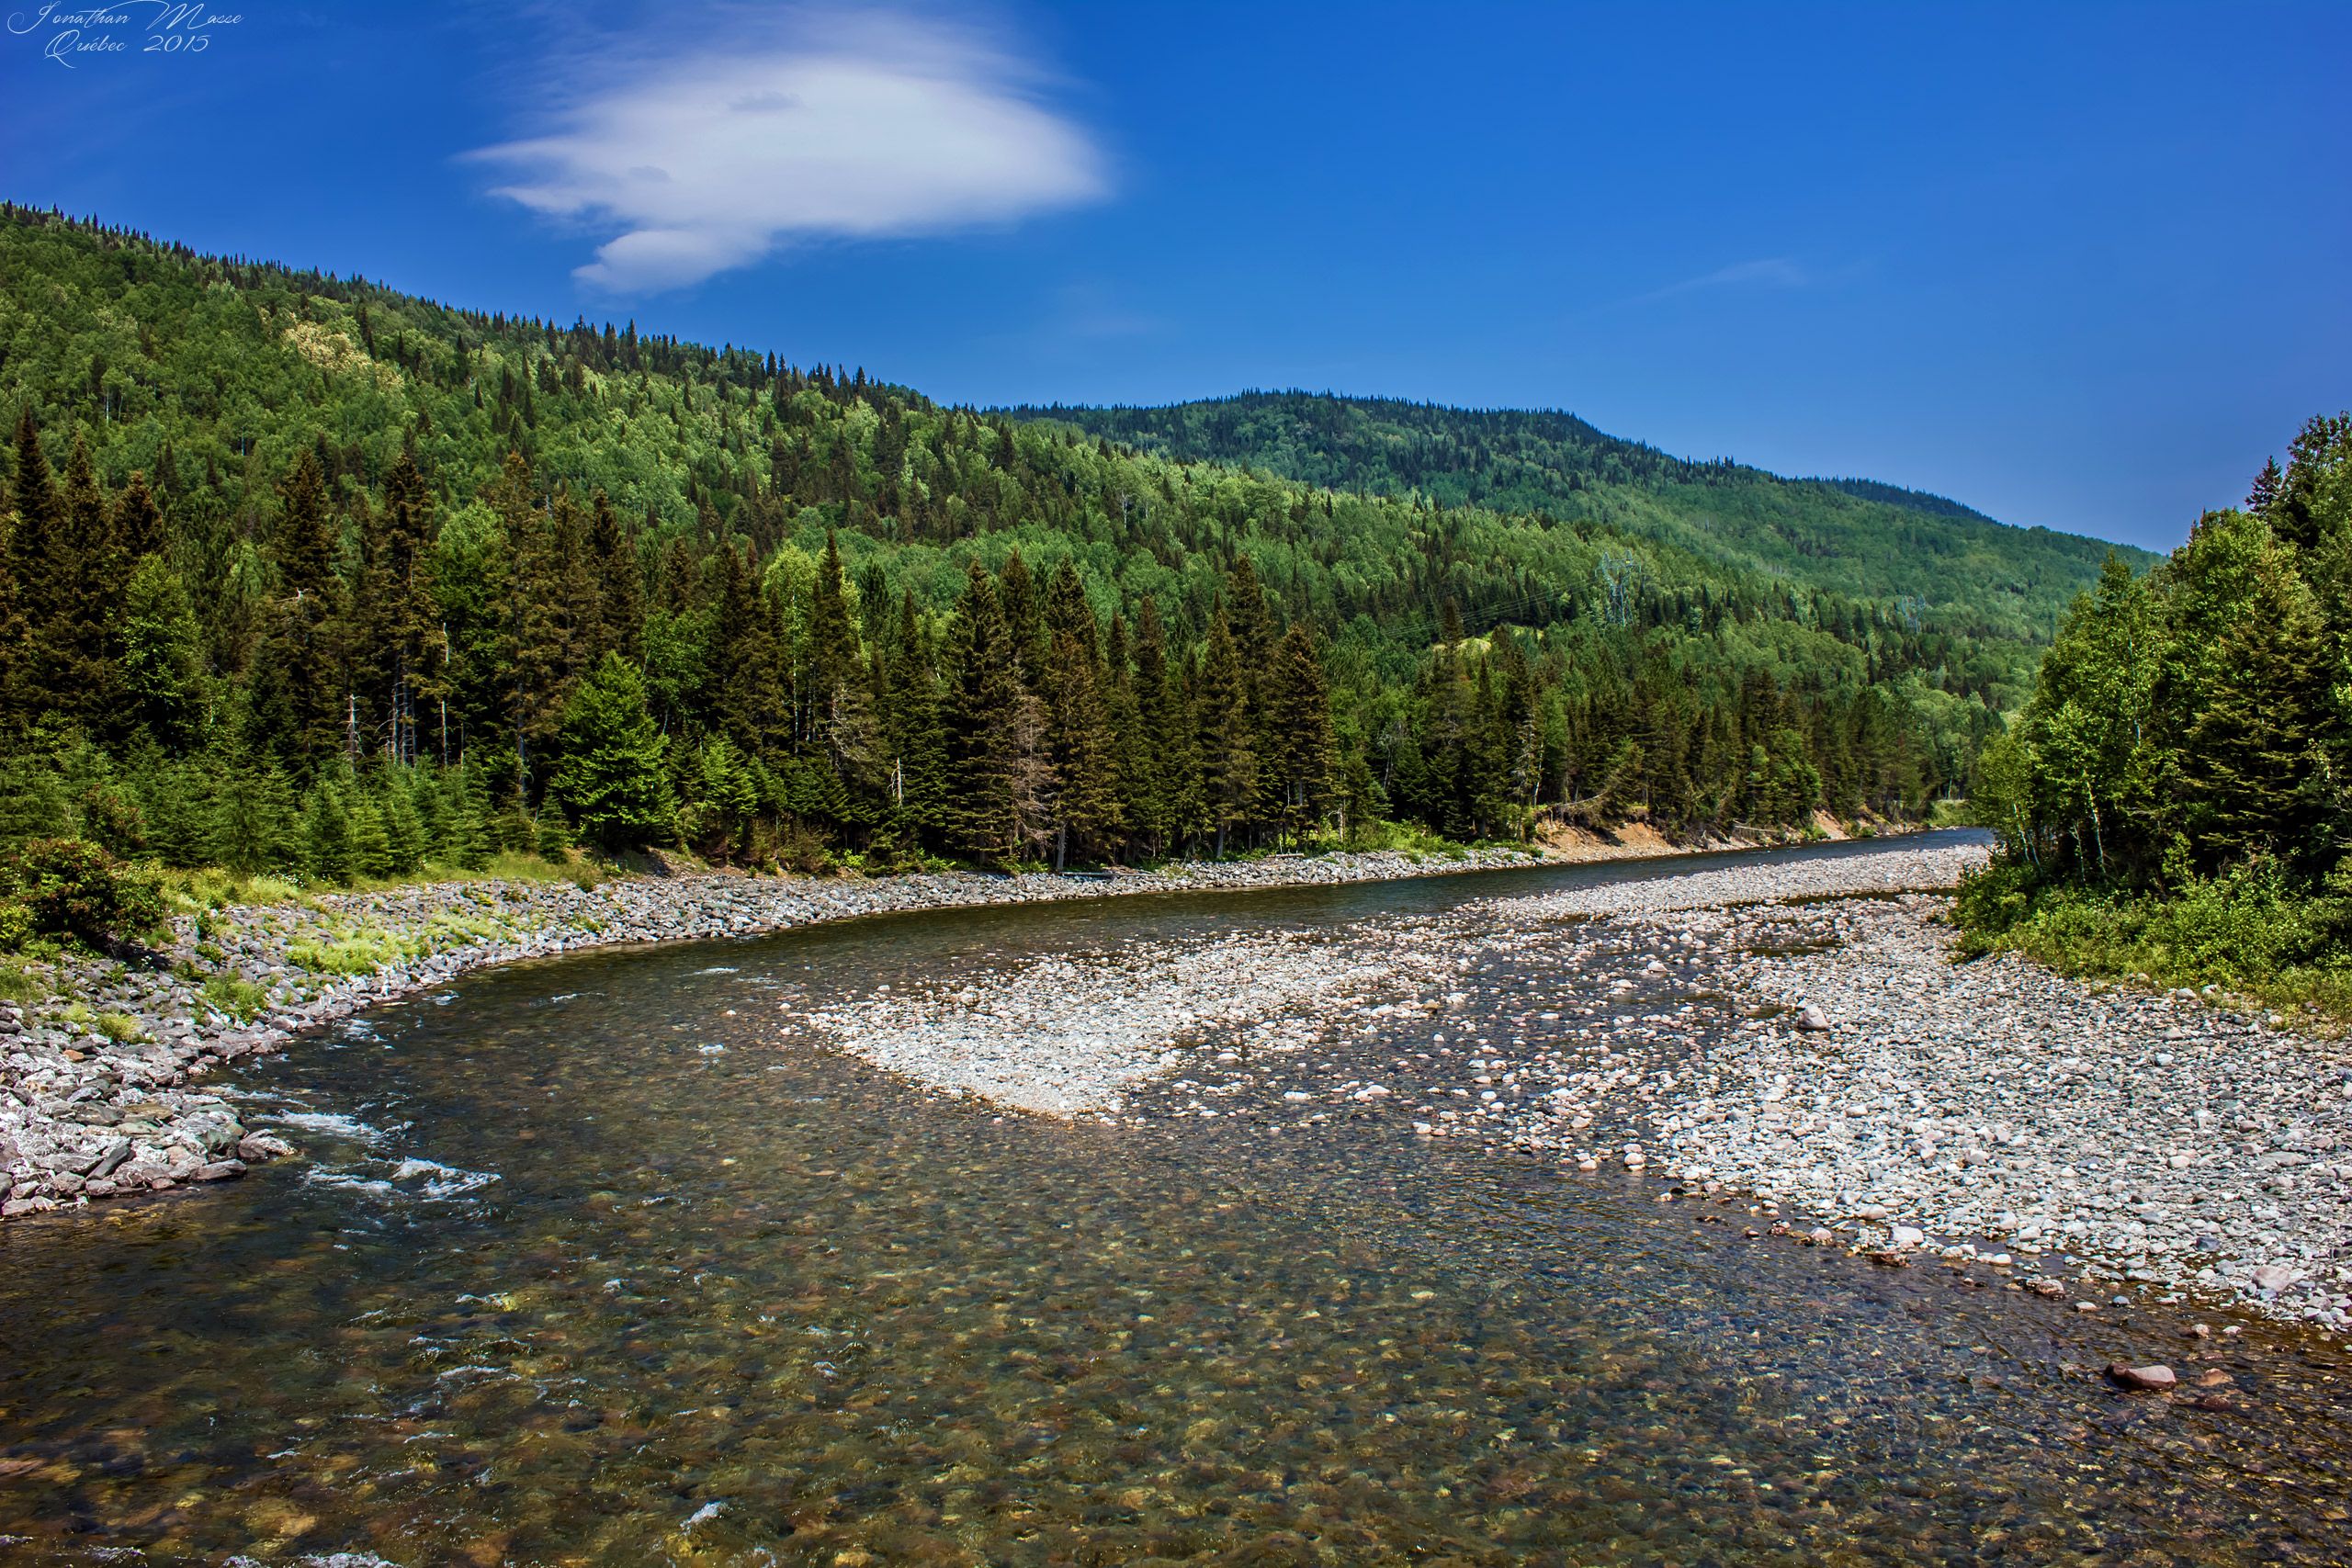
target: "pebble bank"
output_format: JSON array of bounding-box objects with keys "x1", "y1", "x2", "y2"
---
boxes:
[{"x1": 0, "y1": 846, "x2": 1544, "y2": 1220}]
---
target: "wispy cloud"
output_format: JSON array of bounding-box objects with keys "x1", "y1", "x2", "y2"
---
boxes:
[
  {"x1": 468, "y1": 7, "x2": 1110, "y2": 292},
  {"x1": 1628, "y1": 256, "x2": 1813, "y2": 306}
]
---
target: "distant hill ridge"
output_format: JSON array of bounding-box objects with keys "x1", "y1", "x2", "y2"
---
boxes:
[{"x1": 1012, "y1": 389, "x2": 2143, "y2": 622}]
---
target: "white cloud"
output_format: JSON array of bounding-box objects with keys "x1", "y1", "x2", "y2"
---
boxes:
[
  {"x1": 469, "y1": 9, "x2": 1109, "y2": 292},
  {"x1": 1632, "y1": 256, "x2": 1813, "y2": 305}
]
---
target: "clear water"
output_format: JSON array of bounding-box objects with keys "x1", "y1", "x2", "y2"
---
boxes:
[{"x1": 3, "y1": 834, "x2": 2347, "y2": 1565}]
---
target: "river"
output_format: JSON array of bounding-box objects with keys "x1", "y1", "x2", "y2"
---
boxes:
[{"x1": 2, "y1": 832, "x2": 2346, "y2": 1564}]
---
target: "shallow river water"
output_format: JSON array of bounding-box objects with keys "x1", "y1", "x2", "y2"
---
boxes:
[{"x1": 3, "y1": 836, "x2": 2348, "y2": 1565}]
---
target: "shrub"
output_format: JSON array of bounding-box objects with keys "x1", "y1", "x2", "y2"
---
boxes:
[
  {"x1": 2, "y1": 838, "x2": 167, "y2": 948},
  {"x1": 1954, "y1": 855, "x2": 2352, "y2": 1016}
]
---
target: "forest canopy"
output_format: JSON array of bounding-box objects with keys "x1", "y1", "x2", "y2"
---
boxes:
[
  {"x1": 1961, "y1": 413, "x2": 2352, "y2": 1006},
  {"x1": 0, "y1": 206, "x2": 2120, "y2": 886}
]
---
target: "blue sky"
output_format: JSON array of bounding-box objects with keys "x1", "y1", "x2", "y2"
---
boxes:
[{"x1": 3, "y1": 2, "x2": 2345, "y2": 549}]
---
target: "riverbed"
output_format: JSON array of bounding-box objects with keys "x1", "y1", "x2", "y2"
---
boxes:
[{"x1": 3, "y1": 834, "x2": 2348, "y2": 1563}]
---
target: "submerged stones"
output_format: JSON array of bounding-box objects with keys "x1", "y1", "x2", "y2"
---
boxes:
[
  {"x1": 2107, "y1": 1363, "x2": 2179, "y2": 1392},
  {"x1": 0, "y1": 845, "x2": 1544, "y2": 1222}
]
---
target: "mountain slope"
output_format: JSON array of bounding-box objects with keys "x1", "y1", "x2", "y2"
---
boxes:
[
  {"x1": 0, "y1": 206, "x2": 2047, "y2": 882},
  {"x1": 1011, "y1": 391, "x2": 2145, "y2": 638}
]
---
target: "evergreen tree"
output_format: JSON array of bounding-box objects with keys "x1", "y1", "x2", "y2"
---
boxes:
[
  {"x1": 880, "y1": 588, "x2": 948, "y2": 844},
  {"x1": 552, "y1": 652, "x2": 673, "y2": 849},
  {"x1": 941, "y1": 562, "x2": 1031, "y2": 863},
  {"x1": 1263, "y1": 623, "x2": 1340, "y2": 847},
  {"x1": 119, "y1": 555, "x2": 205, "y2": 745},
  {"x1": 61, "y1": 433, "x2": 126, "y2": 729},
  {"x1": 1132, "y1": 597, "x2": 1197, "y2": 856},
  {"x1": 1196, "y1": 607, "x2": 1257, "y2": 855},
  {"x1": 587, "y1": 491, "x2": 644, "y2": 662},
  {"x1": 354, "y1": 446, "x2": 440, "y2": 765},
  {"x1": 253, "y1": 448, "x2": 345, "y2": 769},
  {"x1": 1042, "y1": 621, "x2": 1120, "y2": 867},
  {"x1": 114, "y1": 469, "x2": 164, "y2": 563},
  {"x1": 0, "y1": 409, "x2": 65, "y2": 725},
  {"x1": 808, "y1": 531, "x2": 881, "y2": 805},
  {"x1": 2178, "y1": 545, "x2": 2336, "y2": 871}
]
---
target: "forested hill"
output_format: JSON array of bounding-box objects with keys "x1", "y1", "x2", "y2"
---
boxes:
[
  {"x1": 0, "y1": 207, "x2": 2053, "y2": 887},
  {"x1": 1013, "y1": 392, "x2": 2145, "y2": 635}
]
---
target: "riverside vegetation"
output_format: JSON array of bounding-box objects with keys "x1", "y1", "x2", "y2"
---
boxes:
[
  {"x1": 1962, "y1": 412, "x2": 2352, "y2": 1015},
  {"x1": 0, "y1": 205, "x2": 2118, "y2": 920}
]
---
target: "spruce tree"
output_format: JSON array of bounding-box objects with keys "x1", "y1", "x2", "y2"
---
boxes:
[
  {"x1": 0, "y1": 409, "x2": 64, "y2": 727},
  {"x1": 1042, "y1": 623, "x2": 1120, "y2": 867},
  {"x1": 997, "y1": 549, "x2": 1047, "y2": 678},
  {"x1": 808, "y1": 531, "x2": 881, "y2": 802},
  {"x1": 711, "y1": 543, "x2": 788, "y2": 759},
  {"x1": 254, "y1": 448, "x2": 345, "y2": 769},
  {"x1": 1196, "y1": 607, "x2": 1257, "y2": 855},
  {"x1": 1102, "y1": 612, "x2": 1152, "y2": 859},
  {"x1": 941, "y1": 561, "x2": 1028, "y2": 863},
  {"x1": 61, "y1": 433, "x2": 126, "y2": 729},
  {"x1": 881, "y1": 588, "x2": 948, "y2": 846},
  {"x1": 114, "y1": 469, "x2": 164, "y2": 564},
  {"x1": 119, "y1": 555, "x2": 204, "y2": 745},
  {"x1": 1132, "y1": 597, "x2": 1197, "y2": 857},
  {"x1": 588, "y1": 491, "x2": 644, "y2": 662},
  {"x1": 1263, "y1": 623, "x2": 1340, "y2": 848},
  {"x1": 355, "y1": 446, "x2": 440, "y2": 765},
  {"x1": 552, "y1": 652, "x2": 673, "y2": 850},
  {"x1": 2179, "y1": 547, "x2": 2336, "y2": 870}
]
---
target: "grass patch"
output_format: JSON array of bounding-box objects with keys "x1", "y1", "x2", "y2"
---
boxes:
[
  {"x1": 157, "y1": 852, "x2": 601, "y2": 919},
  {"x1": 285, "y1": 908, "x2": 522, "y2": 978},
  {"x1": 94, "y1": 1010, "x2": 143, "y2": 1043},
  {"x1": 1927, "y1": 797, "x2": 1975, "y2": 829},
  {"x1": 0, "y1": 957, "x2": 48, "y2": 1008},
  {"x1": 201, "y1": 974, "x2": 271, "y2": 1021},
  {"x1": 286, "y1": 927, "x2": 408, "y2": 976},
  {"x1": 1953, "y1": 859, "x2": 2352, "y2": 1021},
  {"x1": 155, "y1": 866, "x2": 306, "y2": 917},
  {"x1": 1336, "y1": 818, "x2": 1483, "y2": 859}
]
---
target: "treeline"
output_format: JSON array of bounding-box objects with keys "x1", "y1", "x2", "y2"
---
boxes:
[
  {"x1": 1016, "y1": 390, "x2": 2147, "y2": 637},
  {"x1": 0, "y1": 414, "x2": 1961, "y2": 879},
  {"x1": 0, "y1": 207, "x2": 2012, "y2": 883},
  {"x1": 1976, "y1": 413, "x2": 2352, "y2": 885}
]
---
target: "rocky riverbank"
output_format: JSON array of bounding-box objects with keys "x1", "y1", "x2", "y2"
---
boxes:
[
  {"x1": 2, "y1": 843, "x2": 1556, "y2": 1220},
  {"x1": 38, "y1": 829, "x2": 2329, "y2": 1337},
  {"x1": 801, "y1": 837, "x2": 2352, "y2": 1327}
]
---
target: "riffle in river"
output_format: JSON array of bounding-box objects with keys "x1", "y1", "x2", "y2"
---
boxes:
[{"x1": 2, "y1": 834, "x2": 2347, "y2": 1565}]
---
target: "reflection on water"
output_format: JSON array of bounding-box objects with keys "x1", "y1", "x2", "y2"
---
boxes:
[{"x1": 2, "y1": 835, "x2": 2348, "y2": 1564}]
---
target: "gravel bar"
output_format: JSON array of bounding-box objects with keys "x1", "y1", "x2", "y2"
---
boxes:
[{"x1": 2, "y1": 844, "x2": 1550, "y2": 1221}]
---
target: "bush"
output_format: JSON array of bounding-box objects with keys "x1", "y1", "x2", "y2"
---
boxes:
[
  {"x1": 1953, "y1": 855, "x2": 2352, "y2": 1015},
  {"x1": 2, "y1": 838, "x2": 167, "y2": 948}
]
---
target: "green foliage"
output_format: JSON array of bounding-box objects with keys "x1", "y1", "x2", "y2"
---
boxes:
[
  {"x1": 1976, "y1": 414, "x2": 2352, "y2": 886},
  {"x1": 1021, "y1": 390, "x2": 2148, "y2": 639},
  {"x1": 1959, "y1": 410, "x2": 2352, "y2": 1010},
  {"x1": 552, "y1": 653, "x2": 673, "y2": 849},
  {"x1": 1955, "y1": 858, "x2": 2352, "y2": 1018},
  {"x1": 0, "y1": 207, "x2": 2109, "y2": 882},
  {"x1": 1, "y1": 837, "x2": 166, "y2": 947},
  {"x1": 0, "y1": 954, "x2": 46, "y2": 1005},
  {"x1": 200, "y1": 973, "x2": 271, "y2": 1021}
]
